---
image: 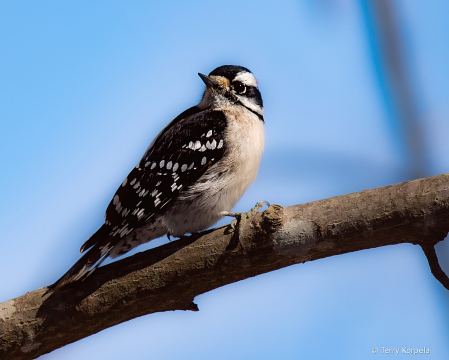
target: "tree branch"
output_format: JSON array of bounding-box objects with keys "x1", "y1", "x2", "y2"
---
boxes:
[{"x1": 1, "y1": 173, "x2": 449, "y2": 359}]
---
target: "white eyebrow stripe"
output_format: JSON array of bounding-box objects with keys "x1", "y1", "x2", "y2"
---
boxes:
[{"x1": 234, "y1": 72, "x2": 258, "y2": 87}]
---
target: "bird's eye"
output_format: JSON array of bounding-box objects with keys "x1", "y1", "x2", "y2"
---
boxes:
[{"x1": 233, "y1": 81, "x2": 246, "y2": 94}]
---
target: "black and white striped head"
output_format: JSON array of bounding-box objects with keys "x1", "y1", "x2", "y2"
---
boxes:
[{"x1": 198, "y1": 65, "x2": 264, "y2": 121}]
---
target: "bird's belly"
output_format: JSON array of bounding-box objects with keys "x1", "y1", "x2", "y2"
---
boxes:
[
  {"x1": 162, "y1": 173, "x2": 244, "y2": 236},
  {"x1": 163, "y1": 110, "x2": 264, "y2": 237}
]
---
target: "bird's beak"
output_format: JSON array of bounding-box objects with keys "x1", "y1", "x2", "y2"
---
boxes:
[{"x1": 198, "y1": 73, "x2": 217, "y2": 89}]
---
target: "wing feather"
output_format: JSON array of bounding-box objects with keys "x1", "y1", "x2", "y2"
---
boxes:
[{"x1": 103, "y1": 109, "x2": 227, "y2": 240}]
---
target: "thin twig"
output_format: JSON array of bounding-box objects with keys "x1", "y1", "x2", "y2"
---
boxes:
[{"x1": 420, "y1": 244, "x2": 449, "y2": 290}]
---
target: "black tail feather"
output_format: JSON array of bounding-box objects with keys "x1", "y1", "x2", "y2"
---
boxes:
[
  {"x1": 45, "y1": 229, "x2": 113, "y2": 294},
  {"x1": 79, "y1": 224, "x2": 110, "y2": 253}
]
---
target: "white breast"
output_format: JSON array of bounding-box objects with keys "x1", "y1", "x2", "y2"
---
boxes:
[
  {"x1": 163, "y1": 108, "x2": 265, "y2": 236},
  {"x1": 221, "y1": 107, "x2": 265, "y2": 201}
]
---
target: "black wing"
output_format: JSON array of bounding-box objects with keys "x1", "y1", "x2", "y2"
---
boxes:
[{"x1": 87, "y1": 109, "x2": 228, "y2": 249}]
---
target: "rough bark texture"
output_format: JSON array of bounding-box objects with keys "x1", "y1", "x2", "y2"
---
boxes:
[{"x1": 1, "y1": 173, "x2": 449, "y2": 359}]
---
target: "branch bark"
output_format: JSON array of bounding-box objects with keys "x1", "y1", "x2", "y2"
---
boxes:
[{"x1": 2, "y1": 173, "x2": 449, "y2": 359}]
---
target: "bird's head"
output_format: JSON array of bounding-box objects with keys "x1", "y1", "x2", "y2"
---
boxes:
[{"x1": 198, "y1": 65, "x2": 264, "y2": 121}]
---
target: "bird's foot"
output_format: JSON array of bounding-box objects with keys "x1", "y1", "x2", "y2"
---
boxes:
[{"x1": 221, "y1": 201, "x2": 270, "y2": 248}]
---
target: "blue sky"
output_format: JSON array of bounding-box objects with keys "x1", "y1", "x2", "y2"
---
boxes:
[{"x1": 1, "y1": 1, "x2": 449, "y2": 359}]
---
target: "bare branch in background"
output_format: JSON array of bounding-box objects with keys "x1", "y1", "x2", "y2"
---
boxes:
[{"x1": 362, "y1": 0, "x2": 429, "y2": 178}]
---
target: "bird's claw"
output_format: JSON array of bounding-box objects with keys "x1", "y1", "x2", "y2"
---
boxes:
[
  {"x1": 246, "y1": 201, "x2": 270, "y2": 218},
  {"x1": 221, "y1": 201, "x2": 270, "y2": 249}
]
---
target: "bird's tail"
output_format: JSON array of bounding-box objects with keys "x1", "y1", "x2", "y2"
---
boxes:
[{"x1": 45, "y1": 225, "x2": 112, "y2": 293}]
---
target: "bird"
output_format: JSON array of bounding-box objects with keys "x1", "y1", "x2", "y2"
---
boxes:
[{"x1": 47, "y1": 65, "x2": 266, "y2": 292}]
